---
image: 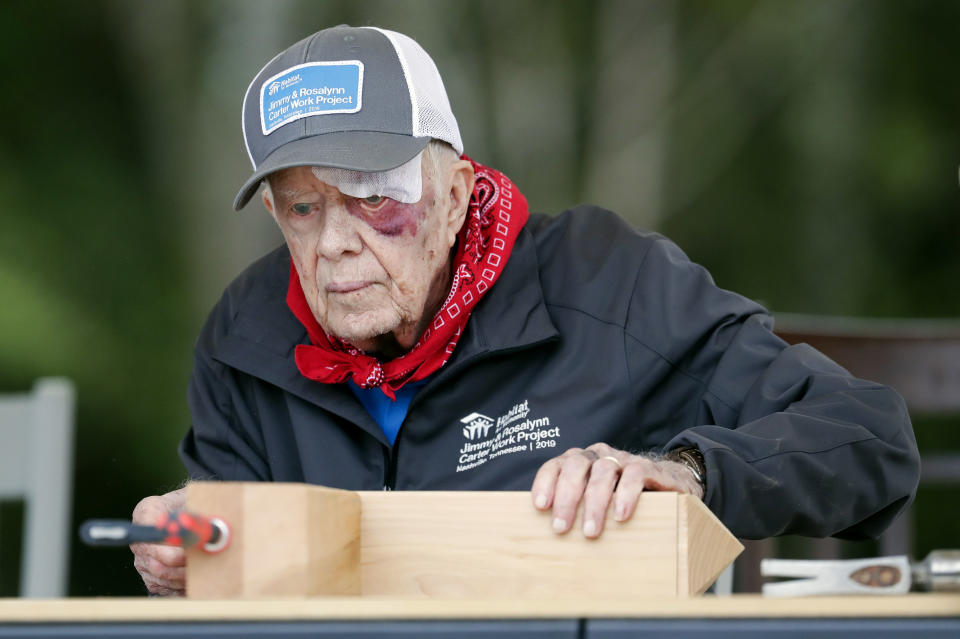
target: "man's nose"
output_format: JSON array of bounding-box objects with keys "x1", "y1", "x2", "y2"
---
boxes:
[{"x1": 316, "y1": 201, "x2": 363, "y2": 259}]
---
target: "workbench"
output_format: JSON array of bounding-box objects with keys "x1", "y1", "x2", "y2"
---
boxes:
[{"x1": 1, "y1": 595, "x2": 958, "y2": 638}]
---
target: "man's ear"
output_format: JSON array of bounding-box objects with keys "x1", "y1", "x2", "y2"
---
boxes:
[
  {"x1": 445, "y1": 159, "x2": 475, "y2": 246},
  {"x1": 261, "y1": 185, "x2": 277, "y2": 220}
]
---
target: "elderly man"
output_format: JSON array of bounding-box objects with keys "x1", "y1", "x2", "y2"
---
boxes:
[{"x1": 132, "y1": 25, "x2": 920, "y2": 596}]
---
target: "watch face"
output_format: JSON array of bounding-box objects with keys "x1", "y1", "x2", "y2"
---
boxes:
[{"x1": 668, "y1": 448, "x2": 705, "y2": 488}]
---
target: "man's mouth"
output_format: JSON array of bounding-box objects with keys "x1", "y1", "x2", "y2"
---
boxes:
[{"x1": 326, "y1": 281, "x2": 372, "y2": 294}]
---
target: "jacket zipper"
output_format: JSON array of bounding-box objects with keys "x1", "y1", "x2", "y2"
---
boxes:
[{"x1": 383, "y1": 440, "x2": 399, "y2": 490}]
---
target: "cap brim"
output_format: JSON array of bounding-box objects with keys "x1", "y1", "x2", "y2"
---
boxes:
[{"x1": 233, "y1": 131, "x2": 431, "y2": 210}]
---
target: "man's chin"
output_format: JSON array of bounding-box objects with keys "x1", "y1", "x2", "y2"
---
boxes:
[{"x1": 327, "y1": 313, "x2": 400, "y2": 347}]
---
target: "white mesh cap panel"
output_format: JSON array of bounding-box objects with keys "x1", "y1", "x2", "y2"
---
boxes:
[
  {"x1": 312, "y1": 150, "x2": 423, "y2": 204},
  {"x1": 366, "y1": 27, "x2": 463, "y2": 154}
]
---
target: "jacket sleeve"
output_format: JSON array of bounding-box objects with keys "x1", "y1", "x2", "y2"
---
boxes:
[
  {"x1": 626, "y1": 238, "x2": 921, "y2": 540},
  {"x1": 178, "y1": 310, "x2": 272, "y2": 482}
]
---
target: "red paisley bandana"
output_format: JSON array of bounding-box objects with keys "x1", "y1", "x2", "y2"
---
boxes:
[{"x1": 286, "y1": 156, "x2": 529, "y2": 400}]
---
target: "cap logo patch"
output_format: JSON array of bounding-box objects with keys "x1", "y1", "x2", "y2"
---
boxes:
[{"x1": 259, "y1": 61, "x2": 363, "y2": 135}]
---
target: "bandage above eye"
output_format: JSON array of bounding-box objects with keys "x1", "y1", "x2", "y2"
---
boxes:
[{"x1": 312, "y1": 150, "x2": 423, "y2": 204}]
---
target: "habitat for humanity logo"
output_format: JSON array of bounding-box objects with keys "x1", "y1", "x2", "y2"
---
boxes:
[
  {"x1": 454, "y1": 399, "x2": 560, "y2": 473},
  {"x1": 460, "y1": 412, "x2": 494, "y2": 440},
  {"x1": 268, "y1": 73, "x2": 302, "y2": 95}
]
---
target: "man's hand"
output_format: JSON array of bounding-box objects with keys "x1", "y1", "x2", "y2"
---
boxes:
[
  {"x1": 531, "y1": 443, "x2": 705, "y2": 539},
  {"x1": 130, "y1": 487, "x2": 187, "y2": 596}
]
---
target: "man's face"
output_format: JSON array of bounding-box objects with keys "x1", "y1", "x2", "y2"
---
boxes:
[{"x1": 263, "y1": 158, "x2": 462, "y2": 355}]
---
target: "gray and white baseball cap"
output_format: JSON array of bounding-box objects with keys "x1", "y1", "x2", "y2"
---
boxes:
[{"x1": 234, "y1": 25, "x2": 463, "y2": 210}]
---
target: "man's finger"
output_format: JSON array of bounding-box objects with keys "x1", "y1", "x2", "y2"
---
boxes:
[
  {"x1": 134, "y1": 563, "x2": 184, "y2": 596},
  {"x1": 612, "y1": 458, "x2": 654, "y2": 521},
  {"x1": 132, "y1": 552, "x2": 148, "y2": 575},
  {"x1": 132, "y1": 488, "x2": 188, "y2": 526},
  {"x1": 159, "y1": 487, "x2": 188, "y2": 512},
  {"x1": 584, "y1": 442, "x2": 615, "y2": 459},
  {"x1": 145, "y1": 556, "x2": 186, "y2": 584},
  {"x1": 146, "y1": 585, "x2": 185, "y2": 597},
  {"x1": 133, "y1": 550, "x2": 185, "y2": 585},
  {"x1": 131, "y1": 542, "x2": 187, "y2": 568},
  {"x1": 530, "y1": 447, "x2": 591, "y2": 511},
  {"x1": 131, "y1": 541, "x2": 187, "y2": 570},
  {"x1": 132, "y1": 499, "x2": 167, "y2": 526},
  {"x1": 580, "y1": 456, "x2": 622, "y2": 538},
  {"x1": 550, "y1": 454, "x2": 594, "y2": 533},
  {"x1": 149, "y1": 544, "x2": 187, "y2": 567},
  {"x1": 530, "y1": 457, "x2": 563, "y2": 511},
  {"x1": 142, "y1": 571, "x2": 185, "y2": 594},
  {"x1": 140, "y1": 557, "x2": 185, "y2": 588}
]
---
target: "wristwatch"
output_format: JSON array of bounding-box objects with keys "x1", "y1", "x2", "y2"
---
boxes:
[{"x1": 664, "y1": 447, "x2": 706, "y2": 493}]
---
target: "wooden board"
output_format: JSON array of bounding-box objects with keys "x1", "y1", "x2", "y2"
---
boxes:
[
  {"x1": 185, "y1": 483, "x2": 741, "y2": 599},
  {"x1": 678, "y1": 493, "x2": 744, "y2": 595},
  {"x1": 1, "y1": 595, "x2": 959, "y2": 621},
  {"x1": 357, "y1": 491, "x2": 679, "y2": 597},
  {"x1": 186, "y1": 482, "x2": 360, "y2": 598}
]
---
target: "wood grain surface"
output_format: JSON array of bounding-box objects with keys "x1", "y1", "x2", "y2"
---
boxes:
[
  {"x1": 184, "y1": 484, "x2": 741, "y2": 598},
  {"x1": 678, "y1": 493, "x2": 744, "y2": 595},
  {"x1": 357, "y1": 490, "x2": 679, "y2": 597},
  {"x1": 0, "y1": 595, "x2": 958, "y2": 621},
  {"x1": 186, "y1": 482, "x2": 360, "y2": 598}
]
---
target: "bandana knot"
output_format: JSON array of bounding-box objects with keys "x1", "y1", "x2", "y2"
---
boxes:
[
  {"x1": 286, "y1": 156, "x2": 529, "y2": 399},
  {"x1": 362, "y1": 362, "x2": 385, "y2": 389}
]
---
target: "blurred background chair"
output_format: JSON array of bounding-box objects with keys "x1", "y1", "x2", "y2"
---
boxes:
[
  {"x1": 0, "y1": 378, "x2": 76, "y2": 597},
  {"x1": 731, "y1": 314, "x2": 960, "y2": 592}
]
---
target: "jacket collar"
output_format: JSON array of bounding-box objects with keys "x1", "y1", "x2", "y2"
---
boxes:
[
  {"x1": 210, "y1": 224, "x2": 558, "y2": 439},
  {"x1": 423, "y1": 224, "x2": 559, "y2": 390}
]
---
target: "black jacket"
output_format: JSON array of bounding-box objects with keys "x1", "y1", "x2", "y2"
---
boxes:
[{"x1": 180, "y1": 207, "x2": 920, "y2": 540}]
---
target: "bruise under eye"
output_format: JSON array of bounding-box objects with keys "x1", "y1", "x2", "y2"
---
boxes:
[{"x1": 347, "y1": 197, "x2": 420, "y2": 236}]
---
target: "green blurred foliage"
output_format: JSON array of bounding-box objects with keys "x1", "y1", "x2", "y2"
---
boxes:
[
  {"x1": 0, "y1": 0, "x2": 957, "y2": 595},
  {"x1": 661, "y1": 1, "x2": 960, "y2": 317},
  {"x1": 0, "y1": 1, "x2": 192, "y2": 594}
]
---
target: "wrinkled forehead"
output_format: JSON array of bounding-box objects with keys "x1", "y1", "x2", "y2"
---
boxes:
[{"x1": 265, "y1": 167, "x2": 320, "y2": 196}]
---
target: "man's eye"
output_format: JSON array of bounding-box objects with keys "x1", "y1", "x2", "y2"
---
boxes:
[
  {"x1": 360, "y1": 195, "x2": 387, "y2": 209},
  {"x1": 292, "y1": 203, "x2": 313, "y2": 216}
]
